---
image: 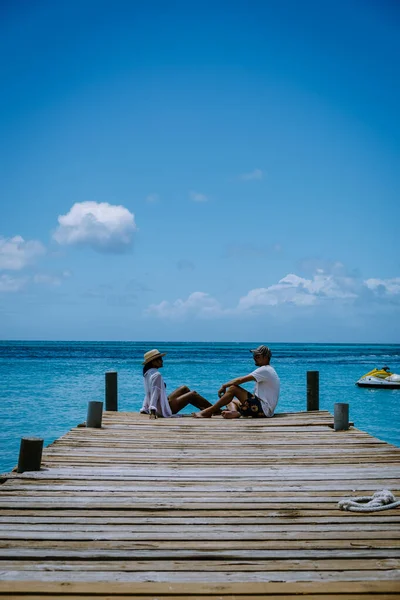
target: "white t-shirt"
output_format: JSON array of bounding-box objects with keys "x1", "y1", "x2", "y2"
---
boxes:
[{"x1": 250, "y1": 365, "x2": 280, "y2": 417}]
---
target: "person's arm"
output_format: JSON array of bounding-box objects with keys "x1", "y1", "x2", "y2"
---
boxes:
[
  {"x1": 140, "y1": 393, "x2": 150, "y2": 413},
  {"x1": 218, "y1": 374, "x2": 255, "y2": 397}
]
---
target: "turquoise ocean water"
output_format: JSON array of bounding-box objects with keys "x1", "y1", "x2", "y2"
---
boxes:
[{"x1": 0, "y1": 341, "x2": 399, "y2": 474}]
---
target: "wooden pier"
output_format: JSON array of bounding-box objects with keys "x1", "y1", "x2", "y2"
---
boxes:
[{"x1": 0, "y1": 410, "x2": 399, "y2": 598}]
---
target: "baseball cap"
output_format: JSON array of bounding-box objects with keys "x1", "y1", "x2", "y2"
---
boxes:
[{"x1": 250, "y1": 345, "x2": 272, "y2": 359}]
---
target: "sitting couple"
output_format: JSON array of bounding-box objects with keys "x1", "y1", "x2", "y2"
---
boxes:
[{"x1": 139, "y1": 345, "x2": 280, "y2": 419}]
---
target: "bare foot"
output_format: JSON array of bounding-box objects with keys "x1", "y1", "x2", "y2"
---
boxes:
[
  {"x1": 221, "y1": 410, "x2": 241, "y2": 419},
  {"x1": 192, "y1": 411, "x2": 212, "y2": 418}
]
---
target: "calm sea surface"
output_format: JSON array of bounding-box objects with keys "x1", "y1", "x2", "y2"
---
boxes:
[{"x1": 1, "y1": 341, "x2": 399, "y2": 473}]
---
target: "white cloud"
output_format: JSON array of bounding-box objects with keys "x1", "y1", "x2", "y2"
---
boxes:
[
  {"x1": 53, "y1": 202, "x2": 137, "y2": 252},
  {"x1": 146, "y1": 292, "x2": 222, "y2": 319},
  {"x1": 145, "y1": 270, "x2": 400, "y2": 320},
  {"x1": 364, "y1": 278, "x2": 400, "y2": 295},
  {"x1": 0, "y1": 274, "x2": 27, "y2": 292},
  {"x1": 0, "y1": 236, "x2": 45, "y2": 270},
  {"x1": 190, "y1": 191, "x2": 208, "y2": 202},
  {"x1": 285, "y1": 272, "x2": 357, "y2": 299},
  {"x1": 239, "y1": 168, "x2": 263, "y2": 181},
  {"x1": 237, "y1": 283, "x2": 316, "y2": 311},
  {"x1": 0, "y1": 269, "x2": 71, "y2": 293},
  {"x1": 237, "y1": 272, "x2": 358, "y2": 312}
]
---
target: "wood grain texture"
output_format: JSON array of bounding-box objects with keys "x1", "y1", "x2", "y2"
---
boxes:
[{"x1": 0, "y1": 410, "x2": 399, "y2": 597}]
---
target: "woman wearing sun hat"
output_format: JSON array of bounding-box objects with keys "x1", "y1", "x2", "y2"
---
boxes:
[{"x1": 140, "y1": 349, "x2": 212, "y2": 417}]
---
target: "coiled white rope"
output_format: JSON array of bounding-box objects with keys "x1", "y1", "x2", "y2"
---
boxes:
[{"x1": 338, "y1": 489, "x2": 400, "y2": 512}]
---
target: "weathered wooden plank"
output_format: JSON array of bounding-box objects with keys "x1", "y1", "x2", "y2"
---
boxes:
[
  {"x1": 1, "y1": 515, "x2": 399, "y2": 525},
  {"x1": 3, "y1": 472, "x2": 399, "y2": 483},
  {"x1": 1, "y1": 507, "x2": 397, "y2": 516},
  {"x1": 1, "y1": 530, "x2": 399, "y2": 541},
  {"x1": 49, "y1": 438, "x2": 379, "y2": 447},
  {"x1": 1, "y1": 558, "x2": 400, "y2": 571},
  {"x1": 1, "y1": 548, "x2": 400, "y2": 559},
  {"x1": 42, "y1": 443, "x2": 399, "y2": 453},
  {"x1": 3, "y1": 490, "x2": 393, "y2": 499},
  {"x1": 40, "y1": 450, "x2": 400, "y2": 458},
  {"x1": 0, "y1": 523, "x2": 398, "y2": 533},
  {"x1": 0, "y1": 569, "x2": 400, "y2": 582},
  {"x1": 0, "y1": 501, "x2": 384, "y2": 511},
  {"x1": 3, "y1": 596, "x2": 399, "y2": 600},
  {"x1": 0, "y1": 579, "x2": 399, "y2": 591},
  {"x1": 5, "y1": 464, "x2": 400, "y2": 477},
  {"x1": 3, "y1": 480, "x2": 399, "y2": 492},
  {"x1": 1, "y1": 539, "x2": 398, "y2": 550}
]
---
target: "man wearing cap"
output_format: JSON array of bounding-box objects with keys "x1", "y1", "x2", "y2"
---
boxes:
[{"x1": 193, "y1": 345, "x2": 280, "y2": 419}]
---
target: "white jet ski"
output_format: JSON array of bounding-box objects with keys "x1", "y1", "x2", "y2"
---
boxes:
[{"x1": 356, "y1": 367, "x2": 400, "y2": 389}]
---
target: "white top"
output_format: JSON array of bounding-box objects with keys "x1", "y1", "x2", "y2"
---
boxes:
[
  {"x1": 141, "y1": 368, "x2": 173, "y2": 418},
  {"x1": 250, "y1": 365, "x2": 280, "y2": 417}
]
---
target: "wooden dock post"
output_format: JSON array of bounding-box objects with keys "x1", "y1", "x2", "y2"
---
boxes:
[
  {"x1": 17, "y1": 437, "x2": 43, "y2": 473},
  {"x1": 86, "y1": 401, "x2": 103, "y2": 428},
  {"x1": 105, "y1": 371, "x2": 118, "y2": 411},
  {"x1": 334, "y1": 402, "x2": 349, "y2": 431},
  {"x1": 307, "y1": 370, "x2": 319, "y2": 411}
]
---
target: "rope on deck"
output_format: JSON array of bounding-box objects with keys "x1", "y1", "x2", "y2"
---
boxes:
[{"x1": 338, "y1": 489, "x2": 400, "y2": 512}]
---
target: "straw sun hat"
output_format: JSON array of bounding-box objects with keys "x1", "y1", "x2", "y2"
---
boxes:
[{"x1": 142, "y1": 349, "x2": 166, "y2": 365}]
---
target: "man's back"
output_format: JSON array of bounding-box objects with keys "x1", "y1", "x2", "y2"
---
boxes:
[{"x1": 251, "y1": 364, "x2": 280, "y2": 417}]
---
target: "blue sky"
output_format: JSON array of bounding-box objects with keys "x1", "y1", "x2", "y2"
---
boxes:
[{"x1": 0, "y1": 0, "x2": 399, "y2": 342}]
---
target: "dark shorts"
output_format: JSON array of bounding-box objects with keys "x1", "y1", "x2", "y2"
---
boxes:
[{"x1": 239, "y1": 392, "x2": 267, "y2": 418}]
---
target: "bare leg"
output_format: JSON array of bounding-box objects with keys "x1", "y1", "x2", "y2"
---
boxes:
[
  {"x1": 190, "y1": 392, "x2": 213, "y2": 411},
  {"x1": 169, "y1": 391, "x2": 212, "y2": 414},
  {"x1": 193, "y1": 385, "x2": 248, "y2": 418},
  {"x1": 221, "y1": 410, "x2": 241, "y2": 419},
  {"x1": 168, "y1": 385, "x2": 190, "y2": 403},
  {"x1": 222, "y1": 398, "x2": 241, "y2": 419}
]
